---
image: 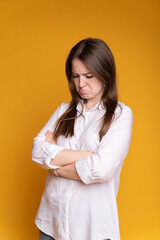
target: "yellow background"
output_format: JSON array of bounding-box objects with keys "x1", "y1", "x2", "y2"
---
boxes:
[{"x1": 0, "y1": 0, "x2": 159, "y2": 239}]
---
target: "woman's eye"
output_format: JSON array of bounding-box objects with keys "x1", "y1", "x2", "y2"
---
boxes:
[
  {"x1": 72, "y1": 75, "x2": 79, "y2": 78},
  {"x1": 86, "y1": 75, "x2": 93, "y2": 79}
]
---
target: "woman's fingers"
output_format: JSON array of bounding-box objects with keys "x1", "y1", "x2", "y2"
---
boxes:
[
  {"x1": 45, "y1": 130, "x2": 51, "y2": 136},
  {"x1": 45, "y1": 130, "x2": 56, "y2": 144}
]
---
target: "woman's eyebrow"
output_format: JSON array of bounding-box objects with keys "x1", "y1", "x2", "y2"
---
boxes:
[{"x1": 71, "y1": 72, "x2": 93, "y2": 75}]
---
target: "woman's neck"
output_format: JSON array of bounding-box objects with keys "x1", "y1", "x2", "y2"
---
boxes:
[{"x1": 83, "y1": 100, "x2": 101, "y2": 112}]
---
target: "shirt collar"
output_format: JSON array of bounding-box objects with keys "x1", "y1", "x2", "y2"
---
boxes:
[{"x1": 76, "y1": 100, "x2": 105, "y2": 113}]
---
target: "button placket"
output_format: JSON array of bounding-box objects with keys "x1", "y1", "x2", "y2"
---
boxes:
[
  {"x1": 75, "y1": 112, "x2": 88, "y2": 150},
  {"x1": 83, "y1": 111, "x2": 88, "y2": 126}
]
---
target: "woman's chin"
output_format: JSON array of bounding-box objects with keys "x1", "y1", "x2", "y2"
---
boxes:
[{"x1": 79, "y1": 93, "x2": 90, "y2": 99}]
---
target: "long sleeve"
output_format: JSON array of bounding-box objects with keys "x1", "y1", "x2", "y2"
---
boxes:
[
  {"x1": 31, "y1": 103, "x2": 67, "y2": 168},
  {"x1": 75, "y1": 106, "x2": 133, "y2": 184}
]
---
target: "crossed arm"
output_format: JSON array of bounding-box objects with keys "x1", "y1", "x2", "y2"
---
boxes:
[
  {"x1": 45, "y1": 130, "x2": 93, "y2": 180},
  {"x1": 33, "y1": 106, "x2": 133, "y2": 184}
]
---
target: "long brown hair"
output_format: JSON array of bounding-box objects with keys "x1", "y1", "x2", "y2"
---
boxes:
[{"x1": 54, "y1": 38, "x2": 121, "y2": 141}]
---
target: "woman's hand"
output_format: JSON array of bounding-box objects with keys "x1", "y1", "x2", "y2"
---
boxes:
[{"x1": 45, "y1": 130, "x2": 57, "y2": 144}]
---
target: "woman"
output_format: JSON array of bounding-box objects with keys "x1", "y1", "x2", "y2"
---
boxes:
[{"x1": 31, "y1": 38, "x2": 133, "y2": 240}]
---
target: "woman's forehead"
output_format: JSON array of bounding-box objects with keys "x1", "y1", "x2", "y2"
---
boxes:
[{"x1": 72, "y1": 58, "x2": 90, "y2": 73}]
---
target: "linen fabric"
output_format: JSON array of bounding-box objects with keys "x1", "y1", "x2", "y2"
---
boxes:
[{"x1": 31, "y1": 101, "x2": 133, "y2": 240}]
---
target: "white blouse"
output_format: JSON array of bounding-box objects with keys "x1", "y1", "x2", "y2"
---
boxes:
[{"x1": 31, "y1": 101, "x2": 133, "y2": 240}]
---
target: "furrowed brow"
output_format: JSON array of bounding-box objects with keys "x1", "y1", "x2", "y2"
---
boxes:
[{"x1": 71, "y1": 72, "x2": 92, "y2": 75}]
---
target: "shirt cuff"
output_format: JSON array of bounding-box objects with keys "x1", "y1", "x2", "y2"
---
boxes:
[
  {"x1": 43, "y1": 153, "x2": 61, "y2": 169},
  {"x1": 41, "y1": 142, "x2": 64, "y2": 169},
  {"x1": 41, "y1": 142, "x2": 64, "y2": 159},
  {"x1": 75, "y1": 157, "x2": 94, "y2": 184}
]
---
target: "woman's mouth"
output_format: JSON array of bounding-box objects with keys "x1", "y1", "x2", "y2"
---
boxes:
[{"x1": 79, "y1": 90, "x2": 89, "y2": 94}]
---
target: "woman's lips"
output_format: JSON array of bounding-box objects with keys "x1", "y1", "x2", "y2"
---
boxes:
[{"x1": 79, "y1": 90, "x2": 89, "y2": 94}]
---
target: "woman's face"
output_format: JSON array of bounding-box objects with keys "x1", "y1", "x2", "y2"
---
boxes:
[{"x1": 71, "y1": 58, "x2": 104, "y2": 104}]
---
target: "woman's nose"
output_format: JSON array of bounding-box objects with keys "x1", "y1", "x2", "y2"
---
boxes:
[{"x1": 79, "y1": 76, "x2": 86, "y2": 87}]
